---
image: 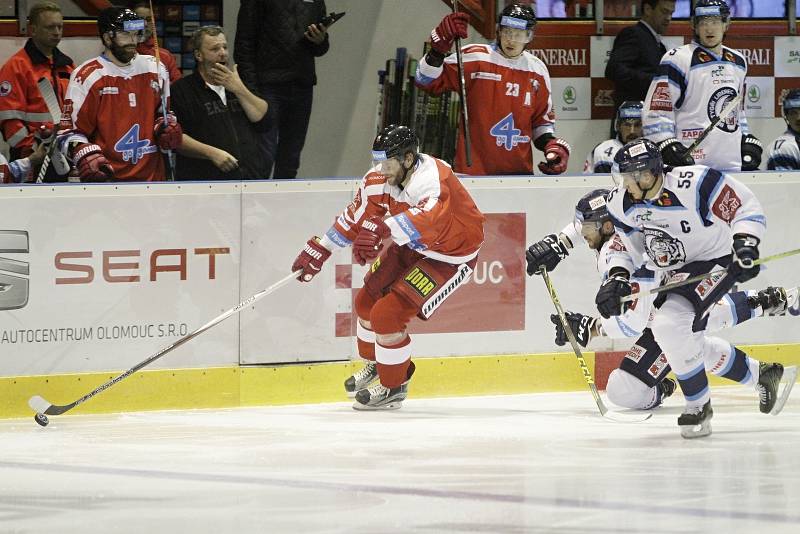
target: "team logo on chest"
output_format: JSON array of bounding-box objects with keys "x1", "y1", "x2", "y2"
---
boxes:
[
  {"x1": 643, "y1": 227, "x2": 686, "y2": 267},
  {"x1": 708, "y1": 87, "x2": 739, "y2": 134}
]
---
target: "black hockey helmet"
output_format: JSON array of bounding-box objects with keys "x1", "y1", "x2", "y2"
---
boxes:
[
  {"x1": 692, "y1": 0, "x2": 731, "y2": 24},
  {"x1": 575, "y1": 189, "x2": 611, "y2": 226},
  {"x1": 98, "y1": 7, "x2": 146, "y2": 41},
  {"x1": 612, "y1": 139, "x2": 664, "y2": 191},
  {"x1": 497, "y1": 3, "x2": 537, "y2": 31},
  {"x1": 372, "y1": 125, "x2": 419, "y2": 162}
]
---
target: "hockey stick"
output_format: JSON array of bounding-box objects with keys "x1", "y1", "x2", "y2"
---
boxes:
[
  {"x1": 28, "y1": 270, "x2": 300, "y2": 420},
  {"x1": 541, "y1": 268, "x2": 652, "y2": 423},
  {"x1": 147, "y1": 0, "x2": 176, "y2": 181},
  {"x1": 621, "y1": 247, "x2": 800, "y2": 303},
  {"x1": 452, "y1": 0, "x2": 472, "y2": 167},
  {"x1": 684, "y1": 93, "x2": 742, "y2": 154},
  {"x1": 34, "y1": 78, "x2": 69, "y2": 183}
]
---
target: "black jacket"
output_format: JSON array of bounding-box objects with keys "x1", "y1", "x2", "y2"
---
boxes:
[
  {"x1": 171, "y1": 72, "x2": 268, "y2": 180},
  {"x1": 234, "y1": 0, "x2": 329, "y2": 89},
  {"x1": 605, "y1": 21, "x2": 667, "y2": 107}
]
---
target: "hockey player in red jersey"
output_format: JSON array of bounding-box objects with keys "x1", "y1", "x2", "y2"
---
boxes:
[
  {"x1": 415, "y1": 3, "x2": 571, "y2": 176},
  {"x1": 291, "y1": 125, "x2": 485, "y2": 410},
  {"x1": 57, "y1": 7, "x2": 182, "y2": 181}
]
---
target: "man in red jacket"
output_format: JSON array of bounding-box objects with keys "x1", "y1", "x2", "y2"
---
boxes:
[
  {"x1": 0, "y1": 1, "x2": 73, "y2": 180},
  {"x1": 130, "y1": 1, "x2": 182, "y2": 84}
]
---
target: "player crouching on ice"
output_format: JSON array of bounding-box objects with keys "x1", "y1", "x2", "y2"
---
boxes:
[
  {"x1": 291, "y1": 125, "x2": 485, "y2": 410},
  {"x1": 595, "y1": 138, "x2": 796, "y2": 437},
  {"x1": 526, "y1": 188, "x2": 798, "y2": 412}
]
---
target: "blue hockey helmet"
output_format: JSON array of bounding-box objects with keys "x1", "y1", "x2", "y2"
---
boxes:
[
  {"x1": 575, "y1": 188, "x2": 611, "y2": 226},
  {"x1": 612, "y1": 139, "x2": 664, "y2": 196}
]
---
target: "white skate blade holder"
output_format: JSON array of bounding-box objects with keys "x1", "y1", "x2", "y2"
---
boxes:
[
  {"x1": 680, "y1": 419, "x2": 712, "y2": 439},
  {"x1": 770, "y1": 365, "x2": 797, "y2": 416}
]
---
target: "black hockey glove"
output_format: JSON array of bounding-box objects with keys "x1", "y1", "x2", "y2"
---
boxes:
[
  {"x1": 658, "y1": 138, "x2": 695, "y2": 167},
  {"x1": 595, "y1": 269, "x2": 632, "y2": 319},
  {"x1": 732, "y1": 234, "x2": 760, "y2": 283},
  {"x1": 550, "y1": 311, "x2": 596, "y2": 348},
  {"x1": 741, "y1": 134, "x2": 763, "y2": 171},
  {"x1": 526, "y1": 234, "x2": 569, "y2": 276}
]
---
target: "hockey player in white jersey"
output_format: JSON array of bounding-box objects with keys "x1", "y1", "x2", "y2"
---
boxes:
[
  {"x1": 766, "y1": 89, "x2": 800, "y2": 170},
  {"x1": 642, "y1": 0, "x2": 762, "y2": 171},
  {"x1": 526, "y1": 188, "x2": 796, "y2": 411},
  {"x1": 596, "y1": 139, "x2": 796, "y2": 438},
  {"x1": 583, "y1": 101, "x2": 643, "y2": 174}
]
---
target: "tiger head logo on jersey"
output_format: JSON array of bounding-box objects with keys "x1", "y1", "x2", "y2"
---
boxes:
[{"x1": 643, "y1": 228, "x2": 686, "y2": 267}]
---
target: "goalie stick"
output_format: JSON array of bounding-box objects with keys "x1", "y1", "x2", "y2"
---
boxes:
[
  {"x1": 28, "y1": 270, "x2": 300, "y2": 419},
  {"x1": 35, "y1": 77, "x2": 70, "y2": 182},
  {"x1": 541, "y1": 268, "x2": 652, "y2": 423}
]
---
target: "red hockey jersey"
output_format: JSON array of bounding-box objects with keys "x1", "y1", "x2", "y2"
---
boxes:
[
  {"x1": 320, "y1": 154, "x2": 485, "y2": 264},
  {"x1": 416, "y1": 43, "x2": 556, "y2": 176},
  {"x1": 62, "y1": 54, "x2": 169, "y2": 181}
]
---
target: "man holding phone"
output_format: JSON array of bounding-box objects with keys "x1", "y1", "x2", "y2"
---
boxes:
[{"x1": 234, "y1": 0, "x2": 336, "y2": 179}]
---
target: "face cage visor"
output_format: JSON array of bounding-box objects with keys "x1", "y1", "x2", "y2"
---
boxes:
[{"x1": 783, "y1": 96, "x2": 800, "y2": 121}]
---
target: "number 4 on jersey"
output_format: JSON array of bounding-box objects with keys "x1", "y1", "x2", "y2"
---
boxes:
[
  {"x1": 490, "y1": 112, "x2": 530, "y2": 151},
  {"x1": 114, "y1": 124, "x2": 157, "y2": 164}
]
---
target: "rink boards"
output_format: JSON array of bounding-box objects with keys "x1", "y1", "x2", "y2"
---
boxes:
[{"x1": 1, "y1": 174, "x2": 800, "y2": 417}]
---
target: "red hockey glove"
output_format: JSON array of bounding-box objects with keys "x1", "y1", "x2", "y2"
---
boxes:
[
  {"x1": 73, "y1": 143, "x2": 114, "y2": 182},
  {"x1": 353, "y1": 216, "x2": 392, "y2": 266},
  {"x1": 430, "y1": 12, "x2": 469, "y2": 54},
  {"x1": 154, "y1": 113, "x2": 183, "y2": 150},
  {"x1": 538, "y1": 138, "x2": 571, "y2": 175},
  {"x1": 291, "y1": 237, "x2": 332, "y2": 282}
]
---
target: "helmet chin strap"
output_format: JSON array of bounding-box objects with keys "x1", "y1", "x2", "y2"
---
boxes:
[{"x1": 398, "y1": 155, "x2": 419, "y2": 190}]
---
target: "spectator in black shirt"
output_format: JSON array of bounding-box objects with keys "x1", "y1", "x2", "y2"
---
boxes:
[
  {"x1": 172, "y1": 26, "x2": 268, "y2": 180},
  {"x1": 234, "y1": 0, "x2": 329, "y2": 179},
  {"x1": 605, "y1": 0, "x2": 675, "y2": 136}
]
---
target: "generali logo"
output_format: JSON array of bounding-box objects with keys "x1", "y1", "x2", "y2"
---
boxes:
[
  {"x1": 54, "y1": 247, "x2": 230, "y2": 284},
  {"x1": 0, "y1": 230, "x2": 30, "y2": 310},
  {"x1": 533, "y1": 48, "x2": 587, "y2": 66},
  {"x1": 736, "y1": 48, "x2": 772, "y2": 66}
]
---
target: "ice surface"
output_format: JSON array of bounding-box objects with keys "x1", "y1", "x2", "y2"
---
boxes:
[{"x1": 1, "y1": 387, "x2": 799, "y2": 533}]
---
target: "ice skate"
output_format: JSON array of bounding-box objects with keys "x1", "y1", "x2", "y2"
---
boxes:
[
  {"x1": 757, "y1": 362, "x2": 797, "y2": 415},
  {"x1": 678, "y1": 400, "x2": 713, "y2": 439},
  {"x1": 787, "y1": 286, "x2": 800, "y2": 316},
  {"x1": 344, "y1": 361, "x2": 378, "y2": 398},
  {"x1": 352, "y1": 382, "x2": 409, "y2": 411}
]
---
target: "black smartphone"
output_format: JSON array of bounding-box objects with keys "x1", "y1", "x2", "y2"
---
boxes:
[{"x1": 318, "y1": 11, "x2": 345, "y2": 27}]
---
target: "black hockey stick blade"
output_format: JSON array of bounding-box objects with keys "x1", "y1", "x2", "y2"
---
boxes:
[{"x1": 541, "y1": 268, "x2": 651, "y2": 423}]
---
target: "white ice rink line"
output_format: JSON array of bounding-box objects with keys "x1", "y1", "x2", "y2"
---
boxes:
[{"x1": 1, "y1": 387, "x2": 799, "y2": 533}]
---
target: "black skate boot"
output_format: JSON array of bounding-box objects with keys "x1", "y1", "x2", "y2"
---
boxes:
[
  {"x1": 677, "y1": 400, "x2": 713, "y2": 439},
  {"x1": 353, "y1": 362, "x2": 415, "y2": 411},
  {"x1": 657, "y1": 377, "x2": 677, "y2": 405},
  {"x1": 748, "y1": 287, "x2": 789, "y2": 316},
  {"x1": 344, "y1": 361, "x2": 378, "y2": 398},
  {"x1": 756, "y1": 362, "x2": 797, "y2": 415}
]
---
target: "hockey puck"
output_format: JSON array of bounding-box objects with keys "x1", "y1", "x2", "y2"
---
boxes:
[{"x1": 34, "y1": 413, "x2": 49, "y2": 427}]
